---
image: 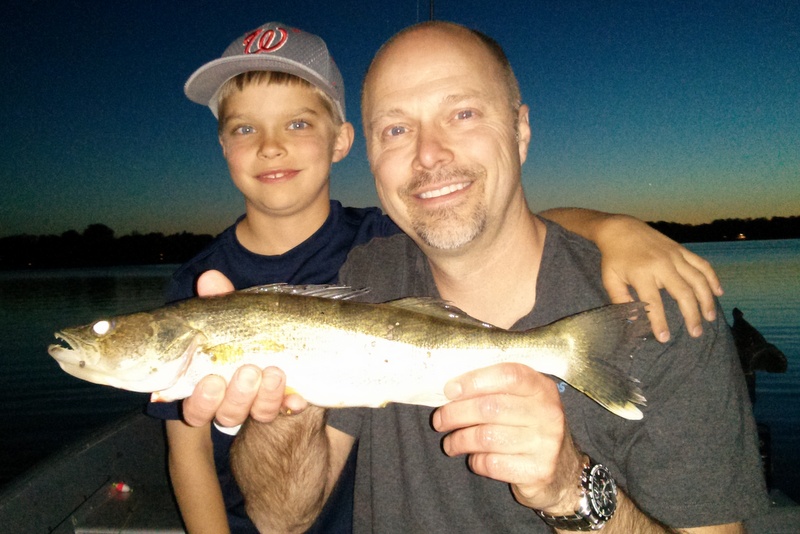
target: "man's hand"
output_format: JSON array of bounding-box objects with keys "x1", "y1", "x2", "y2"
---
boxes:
[
  {"x1": 180, "y1": 270, "x2": 308, "y2": 428},
  {"x1": 431, "y1": 363, "x2": 585, "y2": 513}
]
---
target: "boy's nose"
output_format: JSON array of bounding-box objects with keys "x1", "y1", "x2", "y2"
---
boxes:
[{"x1": 257, "y1": 136, "x2": 285, "y2": 159}]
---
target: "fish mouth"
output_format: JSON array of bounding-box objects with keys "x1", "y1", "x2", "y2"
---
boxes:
[
  {"x1": 48, "y1": 332, "x2": 113, "y2": 386},
  {"x1": 48, "y1": 332, "x2": 88, "y2": 367},
  {"x1": 48, "y1": 330, "x2": 199, "y2": 394}
]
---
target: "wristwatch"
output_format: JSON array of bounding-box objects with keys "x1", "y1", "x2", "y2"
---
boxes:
[{"x1": 534, "y1": 458, "x2": 617, "y2": 531}]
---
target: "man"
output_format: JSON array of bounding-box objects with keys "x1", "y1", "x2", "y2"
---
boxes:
[{"x1": 195, "y1": 21, "x2": 767, "y2": 533}]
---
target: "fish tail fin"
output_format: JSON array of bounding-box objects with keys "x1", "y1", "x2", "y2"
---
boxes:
[{"x1": 552, "y1": 302, "x2": 650, "y2": 420}]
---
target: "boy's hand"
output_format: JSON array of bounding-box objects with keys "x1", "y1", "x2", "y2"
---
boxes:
[
  {"x1": 594, "y1": 215, "x2": 723, "y2": 343},
  {"x1": 180, "y1": 270, "x2": 307, "y2": 428}
]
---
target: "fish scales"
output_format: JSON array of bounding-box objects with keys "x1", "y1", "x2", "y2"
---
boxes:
[{"x1": 48, "y1": 284, "x2": 649, "y2": 420}]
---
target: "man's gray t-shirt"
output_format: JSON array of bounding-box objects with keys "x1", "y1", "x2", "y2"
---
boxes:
[{"x1": 330, "y1": 220, "x2": 768, "y2": 532}]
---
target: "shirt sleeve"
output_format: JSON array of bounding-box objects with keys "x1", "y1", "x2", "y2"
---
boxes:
[
  {"x1": 622, "y1": 300, "x2": 770, "y2": 527},
  {"x1": 146, "y1": 399, "x2": 181, "y2": 420}
]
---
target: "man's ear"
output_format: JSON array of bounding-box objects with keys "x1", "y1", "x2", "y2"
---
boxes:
[
  {"x1": 332, "y1": 122, "x2": 355, "y2": 163},
  {"x1": 516, "y1": 104, "x2": 531, "y2": 165}
]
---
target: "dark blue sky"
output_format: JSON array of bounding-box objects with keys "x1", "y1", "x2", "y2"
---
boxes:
[{"x1": 1, "y1": 1, "x2": 798, "y2": 237}]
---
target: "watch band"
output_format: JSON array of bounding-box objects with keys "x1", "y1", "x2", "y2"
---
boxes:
[
  {"x1": 534, "y1": 458, "x2": 617, "y2": 531},
  {"x1": 534, "y1": 511, "x2": 599, "y2": 531}
]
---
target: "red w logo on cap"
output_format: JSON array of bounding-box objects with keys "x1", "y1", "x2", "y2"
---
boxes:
[{"x1": 242, "y1": 28, "x2": 288, "y2": 54}]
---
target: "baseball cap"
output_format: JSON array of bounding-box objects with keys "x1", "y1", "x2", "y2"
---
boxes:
[{"x1": 185, "y1": 22, "x2": 345, "y2": 121}]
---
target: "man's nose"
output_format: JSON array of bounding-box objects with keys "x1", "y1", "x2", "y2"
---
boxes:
[{"x1": 413, "y1": 124, "x2": 453, "y2": 170}]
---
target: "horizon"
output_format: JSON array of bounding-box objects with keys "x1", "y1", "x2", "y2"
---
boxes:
[
  {"x1": 1, "y1": 1, "x2": 798, "y2": 238},
  {"x1": 2, "y1": 214, "x2": 800, "y2": 240}
]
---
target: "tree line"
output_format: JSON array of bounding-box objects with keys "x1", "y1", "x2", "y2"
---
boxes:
[
  {"x1": 1, "y1": 216, "x2": 798, "y2": 270},
  {"x1": 0, "y1": 224, "x2": 213, "y2": 269},
  {"x1": 647, "y1": 216, "x2": 800, "y2": 243}
]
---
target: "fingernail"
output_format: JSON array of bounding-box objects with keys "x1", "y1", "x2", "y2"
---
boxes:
[
  {"x1": 431, "y1": 410, "x2": 442, "y2": 430},
  {"x1": 692, "y1": 326, "x2": 703, "y2": 338},
  {"x1": 444, "y1": 381, "x2": 462, "y2": 400},
  {"x1": 239, "y1": 367, "x2": 260, "y2": 389},
  {"x1": 262, "y1": 371, "x2": 281, "y2": 391},
  {"x1": 706, "y1": 310, "x2": 717, "y2": 322},
  {"x1": 202, "y1": 380, "x2": 223, "y2": 396},
  {"x1": 657, "y1": 331, "x2": 670, "y2": 343}
]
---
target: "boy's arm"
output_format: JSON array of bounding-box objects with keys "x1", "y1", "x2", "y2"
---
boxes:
[
  {"x1": 540, "y1": 207, "x2": 723, "y2": 342},
  {"x1": 166, "y1": 420, "x2": 231, "y2": 534},
  {"x1": 182, "y1": 269, "x2": 354, "y2": 531},
  {"x1": 230, "y1": 408, "x2": 355, "y2": 533}
]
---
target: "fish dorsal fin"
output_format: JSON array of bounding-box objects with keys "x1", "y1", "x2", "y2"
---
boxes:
[
  {"x1": 239, "y1": 283, "x2": 370, "y2": 301},
  {"x1": 385, "y1": 297, "x2": 495, "y2": 329}
]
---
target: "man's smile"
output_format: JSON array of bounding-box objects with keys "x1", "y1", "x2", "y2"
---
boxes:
[{"x1": 417, "y1": 182, "x2": 470, "y2": 200}]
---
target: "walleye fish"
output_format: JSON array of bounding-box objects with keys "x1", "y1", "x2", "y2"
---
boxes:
[{"x1": 48, "y1": 284, "x2": 649, "y2": 420}]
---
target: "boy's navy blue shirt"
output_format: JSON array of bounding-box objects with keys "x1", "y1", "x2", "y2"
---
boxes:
[{"x1": 147, "y1": 200, "x2": 399, "y2": 533}]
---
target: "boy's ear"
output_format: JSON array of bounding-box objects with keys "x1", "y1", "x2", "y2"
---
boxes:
[
  {"x1": 218, "y1": 135, "x2": 228, "y2": 158},
  {"x1": 332, "y1": 122, "x2": 355, "y2": 163}
]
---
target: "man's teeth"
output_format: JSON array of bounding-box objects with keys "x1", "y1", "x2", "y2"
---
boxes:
[{"x1": 418, "y1": 183, "x2": 468, "y2": 199}]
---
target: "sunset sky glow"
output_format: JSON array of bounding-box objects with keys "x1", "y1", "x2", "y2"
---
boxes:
[{"x1": 1, "y1": 0, "x2": 797, "y2": 238}]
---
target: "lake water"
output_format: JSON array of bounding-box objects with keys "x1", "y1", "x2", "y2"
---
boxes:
[{"x1": 0, "y1": 240, "x2": 798, "y2": 501}]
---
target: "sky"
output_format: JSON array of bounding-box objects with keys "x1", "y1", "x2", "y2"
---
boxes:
[{"x1": 1, "y1": 0, "x2": 798, "y2": 238}]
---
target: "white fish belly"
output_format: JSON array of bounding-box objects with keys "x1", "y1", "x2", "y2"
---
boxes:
[
  {"x1": 257, "y1": 331, "x2": 567, "y2": 408},
  {"x1": 158, "y1": 328, "x2": 568, "y2": 407}
]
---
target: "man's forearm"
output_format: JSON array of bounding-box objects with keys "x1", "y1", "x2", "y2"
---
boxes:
[{"x1": 230, "y1": 406, "x2": 330, "y2": 534}]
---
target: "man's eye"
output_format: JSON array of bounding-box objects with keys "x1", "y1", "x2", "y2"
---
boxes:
[
  {"x1": 456, "y1": 110, "x2": 475, "y2": 120},
  {"x1": 387, "y1": 125, "x2": 407, "y2": 137},
  {"x1": 289, "y1": 120, "x2": 309, "y2": 130}
]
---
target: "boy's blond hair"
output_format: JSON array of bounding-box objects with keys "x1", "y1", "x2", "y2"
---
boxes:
[{"x1": 216, "y1": 71, "x2": 343, "y2": 133}]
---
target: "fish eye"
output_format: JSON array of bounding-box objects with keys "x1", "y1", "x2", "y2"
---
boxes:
[{"x1": 92, "y1": 320, "x2": 112, "y2": 336}]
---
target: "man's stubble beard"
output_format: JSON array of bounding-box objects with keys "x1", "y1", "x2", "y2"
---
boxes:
[{"x1": 403, "y1": 166, "x2": 488, "y2": 251}]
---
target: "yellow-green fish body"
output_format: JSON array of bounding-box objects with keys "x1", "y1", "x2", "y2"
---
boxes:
[{"x1": 48, "y1": 284, "x2": 649, "y2": 419}]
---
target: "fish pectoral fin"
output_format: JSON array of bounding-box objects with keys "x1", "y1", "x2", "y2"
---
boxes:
[
  {"x1": 385, "y1": 298, "x2": 495, "y2": 329},
  {"x1": 165, "y1": 328, "x2": 206, "y2": 354}
]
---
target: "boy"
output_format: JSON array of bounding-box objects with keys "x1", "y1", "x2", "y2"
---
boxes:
[
  {"x1": 149, "y1": 21, "x2": 722, "y2": 533},
  {"x1": 146, "y1": 22, "x2": 394, "y2": 533}
]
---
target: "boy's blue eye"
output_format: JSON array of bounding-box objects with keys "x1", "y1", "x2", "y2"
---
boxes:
[
  {"x1": 289, "y1": 120, "x2": 309, "y2": 130},
  {"x1": 234, "y1": 125, "x2": 255, "y2": 135}
]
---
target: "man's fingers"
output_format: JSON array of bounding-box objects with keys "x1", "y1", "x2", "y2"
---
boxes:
[
  {"x1": 197, "y1": 269, "x2": 235, "y2": 297},
  {"x1": 182, "y1": 374, "x2": 225, "y2": 426},
  {"x1": 434, "y1": 364, "x2": 561, "y2": 432},
  {"x1": 443, "y1": 363, "x2": 542, "y2": 403}
]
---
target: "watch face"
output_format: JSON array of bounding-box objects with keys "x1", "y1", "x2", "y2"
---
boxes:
[{"x1": 588, "y1": 464, "x2": 617, "y2": 520}]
